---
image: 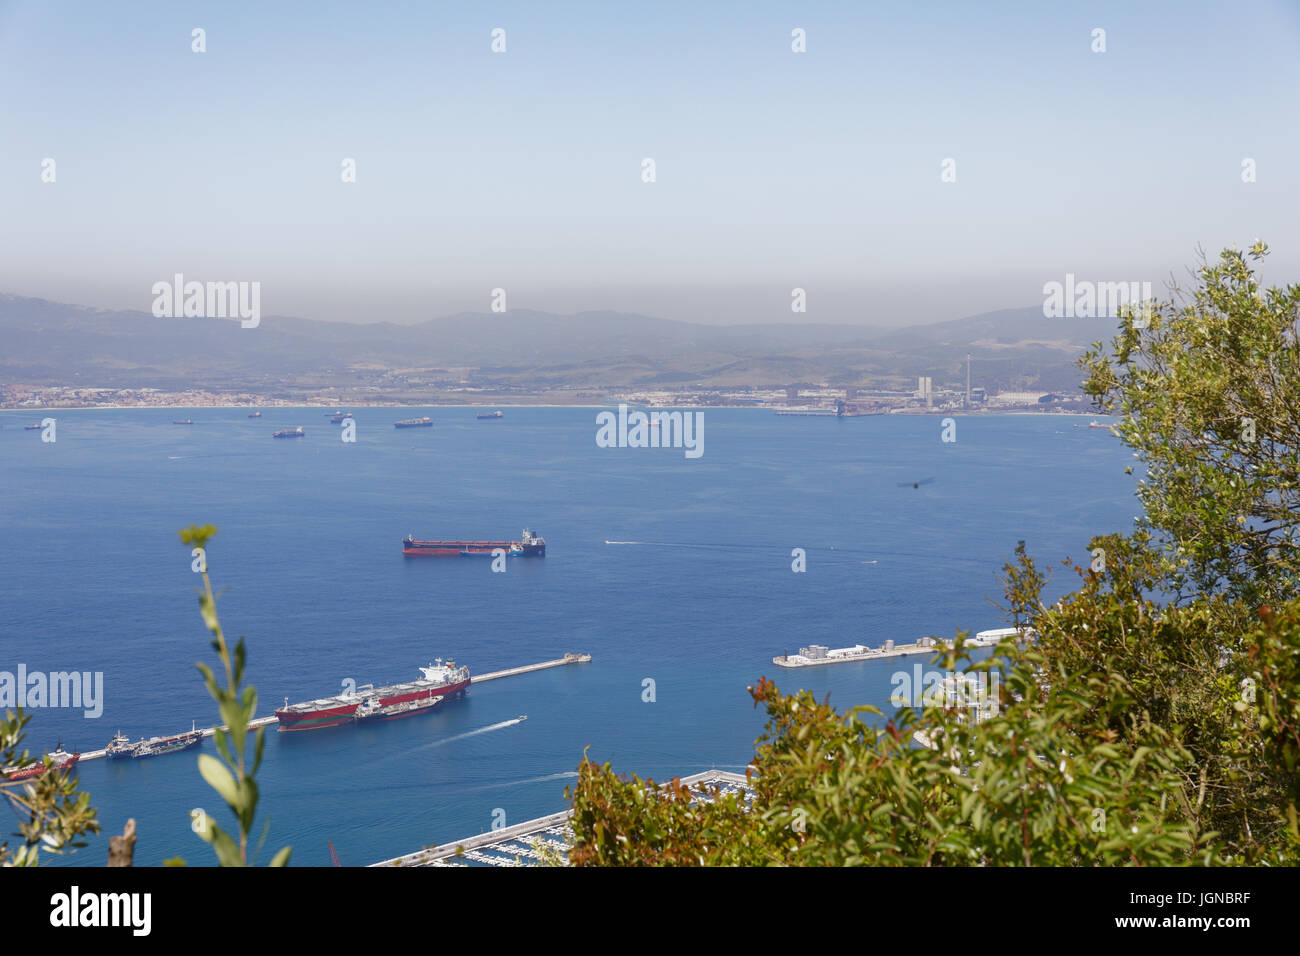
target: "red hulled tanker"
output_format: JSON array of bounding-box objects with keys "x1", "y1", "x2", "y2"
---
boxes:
[
  {"x1": 274, "y1": 659, "x2": 469, "y2": 732},
  {"x1": 402, "y1": 528, "x2": 545, "y2": 557}
]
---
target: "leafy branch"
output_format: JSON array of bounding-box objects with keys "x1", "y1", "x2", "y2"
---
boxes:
[{"x1": 172, "y1": 524, "x2": 290, "y2": 867}]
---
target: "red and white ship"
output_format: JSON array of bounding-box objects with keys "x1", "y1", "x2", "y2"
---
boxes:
[
  {"x1": 274, "y1": 659, "x2": 470, "y2": 732},
  {"x1": 2, "y1": 742, "x2": 79, "y2": 781}
]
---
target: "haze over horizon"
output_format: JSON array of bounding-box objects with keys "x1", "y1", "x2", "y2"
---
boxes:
[{"x1": 2, "y1": 0, "x2": 1298, "y2": 327}]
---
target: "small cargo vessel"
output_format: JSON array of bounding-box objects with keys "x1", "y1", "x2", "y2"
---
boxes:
[
  {"x1": 24, "y1": 423, "x2": 42, "y2": 430},
  {"x1": 403, "y1": 528, "x2": 545, "y2": 557},
  {"x1": 394, "y1": 417, "x2": 432, "y2": 428},
  {"x1": 275, "y1": 659, "x2": 470, "y2": 732},
  {"x1": 2, "y1": 742, "x2": 79, "y2": 781},
  {"x1": 105, "y1": 722, "x2": 203, "y2": 759},
  {"x1": 273, "y1": 427, "x2": 305, "y2": 438},
  {"x1": 476, "y1": 410, "x2": 504, "y2": 420},
  {"x1": 355, "y1": 692, "x2": 444, "y2": 723},
  {"x1": 330, "y1": 412, "x2": 353, "y2": 423},
  {"x1": 173, "y1": 419, "x2": 194, "y2": 425},
  {"x1": 135, "y1": 722, "x2": 203, "y2": 759},
  {"x1": 247, "y1": 411, "x2": 262, "y2": 418}
]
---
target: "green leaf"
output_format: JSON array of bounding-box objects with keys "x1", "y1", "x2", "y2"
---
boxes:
[{"x1": 198, "y1": 753, "x2": 240, "y2": 812}]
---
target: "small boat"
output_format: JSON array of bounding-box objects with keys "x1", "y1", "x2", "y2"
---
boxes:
[
  {"x1": 134, "y1": 722, "x2": 203, "y2": 759},
  {"x1": 1088, "y1": 421, "x2": 1113, "y2": 429},
  {"x1": 24, "y1": 423, "x2": 42, "y2": 430},
  {"x1": 2, "y1": 742, "x2": 79, "y2": 781},
  {"x1": 476, "y1": 410, "x2": 504, "y2": 420},
  {"x1": 247, "y1": 411, "x2": 262, "y2": 418},
  {"x1": 329, "y1": 412, "x2": 354, "y2": 424},
  {"x1": 273, "y1": 427, "x2": 305, "y2": 439},
  {"x1": 105, "y1": 731, "x2": 138, "y2": 759},
  {"x1": 394, "y1": 417, "x2": 432, "y2": 428},
  {"x1": 173, "y1": 419, "x2": 194, "y2": 425}
]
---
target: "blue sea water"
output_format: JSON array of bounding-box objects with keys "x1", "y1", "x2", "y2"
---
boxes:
[{"x1": 0, "y1": 407, "x2": 1134, "y2": 866}]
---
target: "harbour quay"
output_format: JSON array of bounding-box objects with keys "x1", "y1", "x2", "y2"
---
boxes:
[{"x1": 773, "y1": 627, "x2": 1034, "y2": 668}]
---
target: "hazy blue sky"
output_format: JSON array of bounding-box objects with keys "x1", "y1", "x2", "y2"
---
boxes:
[{"x1": 1, "y1": 0, "x2": 1298, "y2": 327}]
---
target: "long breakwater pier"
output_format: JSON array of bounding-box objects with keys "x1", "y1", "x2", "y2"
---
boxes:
[{"x1": 68, "y1": 653, "x2": 592, "y2": 762}]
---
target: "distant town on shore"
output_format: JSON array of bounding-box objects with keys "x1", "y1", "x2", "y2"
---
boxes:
[{"x1": 1, "y1": 291, "x2": 1126, "y2": 414}]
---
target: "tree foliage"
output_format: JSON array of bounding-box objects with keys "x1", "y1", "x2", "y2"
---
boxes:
[
  {"x1": 0, "y1": 709, "x2": 99, "y2": 866},
  {"x1": 1082, "y1": 241, "x2": 1300, "y2": 607}
]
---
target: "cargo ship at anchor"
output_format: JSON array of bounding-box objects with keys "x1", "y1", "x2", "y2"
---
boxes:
[
  {"x1": 394, "y1": 417, "x2": 432, "y2": 428},
  {"x1": 274, "y1": 659, "x2": 470, "y2": 732},
  {"x1": 402, "y1": 528, "x2": 545, "y2": 557}
]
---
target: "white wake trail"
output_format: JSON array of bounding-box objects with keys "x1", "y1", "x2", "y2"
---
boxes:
[{"x1": 414, "y1": 717, "x2": 526, "y2": 752}]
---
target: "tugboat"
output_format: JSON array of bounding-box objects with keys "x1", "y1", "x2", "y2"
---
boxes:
[
  {"x1": 394, "y1": 417, "x2": 432, "y2": 428},
  {"x1": 273, "y1": 427, "x2": 305, "y2": 439},
  {"x1": 2, "y1": 742, "x2": 79, "y2": 781},
  {"x1": 105, "y1": 731, "x2": 138, "y2": 759}
]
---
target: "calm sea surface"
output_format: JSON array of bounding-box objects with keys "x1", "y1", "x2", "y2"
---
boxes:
[{"x1": 0, "y1": 407, "x2": 1132, "y2": 866}]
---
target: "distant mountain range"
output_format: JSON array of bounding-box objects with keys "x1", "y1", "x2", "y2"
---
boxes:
[{"x1": 0, "y1": 293, "x2": 1125, "y2": 392}]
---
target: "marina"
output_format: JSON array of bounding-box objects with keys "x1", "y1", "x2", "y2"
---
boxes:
[
  {"x1": 371, "y1": 769, "x2": 747, "y2": 867},
  {"x1": 773, "y1": 627, "x2": 1032, "y2": 668}
]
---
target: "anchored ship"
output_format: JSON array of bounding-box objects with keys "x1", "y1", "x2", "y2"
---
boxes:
[
  {"x1": 2, "y1": 742, "x2": 79, "y2": 781},
  {"x1": 273, "y1": 427, "x2": 305, "y2": 438},
  {"x1": 476, "y1": 410, "x2": 504, "y2": 420},
  {"x1": 402, "y1": 528, "x2": 545, "y2": 557},
  {"x1": 394, "y1": 417, "x2": 432, "y2": 428},
  {"x1": 274, "y1": 659, "x2": 470, "y2": 732},
  {"x1": 330, "y1": 412, "x2": 353, "y2": 423},
  {"x1": 247, "y1": 411, "x2": 262, "y2": 418},
  {"x1": 173, "y1": 419, "x2": 194, "y2": 425}
]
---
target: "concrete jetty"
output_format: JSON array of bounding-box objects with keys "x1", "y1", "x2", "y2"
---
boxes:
[{"x1": 64, "y1": 653, "x2": 592, "y2": 763}]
